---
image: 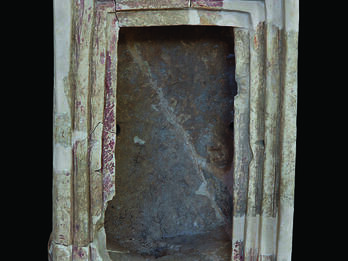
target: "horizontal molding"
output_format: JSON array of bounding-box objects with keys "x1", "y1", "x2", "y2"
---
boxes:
[{"x1": 116, "y1": 8, "x2": 251, "y2": 28}]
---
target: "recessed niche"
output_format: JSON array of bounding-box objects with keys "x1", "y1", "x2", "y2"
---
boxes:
[{"x1": 104, "y1": 25, "x2": 237, "y2": 260}]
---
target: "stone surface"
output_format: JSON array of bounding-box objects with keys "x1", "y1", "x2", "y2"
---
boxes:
[
  {"x1": 52, "y1": 1, "x2": 299, "y2": 260},
  {"x1": 104, "y1": 26, "x2": 236, "y2": 259},
  {"x1": 107, "y1": 228, "x2": 231, "y2": 260},
  {"x1": 116, "y1": 0, "x2": 189, "y2": 10},
  {"x1": 116, "y1": 9, "x2": 250, "y2": 28}
]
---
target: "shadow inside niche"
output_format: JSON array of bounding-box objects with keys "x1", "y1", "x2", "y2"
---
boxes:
[{"x1": 104, "y1": 25, "x2": 237, "y2": 260}]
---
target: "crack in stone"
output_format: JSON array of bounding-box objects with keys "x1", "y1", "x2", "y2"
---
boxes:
[{"x1": 127, "y1": 42, "x2": 224, "y2": 221}]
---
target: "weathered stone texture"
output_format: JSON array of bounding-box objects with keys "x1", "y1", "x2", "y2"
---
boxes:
[
  {"x1": 191, "y1": 0, "x2": 224, "y2": 8},
  {"x1": 231, "y1": 27, "x2": 251, "y2": 260},
  {"x1": 49, "y1": 243, "x2": 72, "y2": 261},
  {"x1": 52, "y1": 0, "x2": 74, "y2": 250},
  {"x1": 116, "y1": 0, "x2": 189, "y2": 10},
  {"x1": 105, "y1": 26, "x2": 236, "y2": 259},
  {"x1": 52, "y1": 0, "x2": 299, "y2": 260},
  {"x1": 71, "y1": 0, "x2": 95, "y2": 248},
  {"x1": 243, "y1": 22, "x2": 266, "y2": 261},
  {"x1": 52, "y1": 0, "x2": 118, "y2": 260},
  {"x1": 116, "y1": 9, "x2": 249, "y2": 28},
  {"x1": 276, "y1": 30, "x2": 298, "y2": 261},
  {"x1": 89, "y1": 5, "x2": 108, "y2": 237}
]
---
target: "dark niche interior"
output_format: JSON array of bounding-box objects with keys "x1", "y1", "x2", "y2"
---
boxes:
[{"x1": 104, "y1": 25, "x2": 237, "y2": 260}]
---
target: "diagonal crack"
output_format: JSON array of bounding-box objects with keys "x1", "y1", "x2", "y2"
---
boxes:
[{"x1": 127, "y1": 42, "x2": 224, "y2": 221}]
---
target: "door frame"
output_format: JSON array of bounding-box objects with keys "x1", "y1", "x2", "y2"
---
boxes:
[{"x1": 51, "y1": 1, "x2": 298, "y2": 260}]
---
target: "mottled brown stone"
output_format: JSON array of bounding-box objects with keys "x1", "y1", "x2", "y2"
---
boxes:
[{"x1": 105, "y1": 26, "x2": 237, "y2": 259}]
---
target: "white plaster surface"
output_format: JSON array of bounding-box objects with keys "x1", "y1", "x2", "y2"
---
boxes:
[
  {"x1": 276, "y1": 204, "x2": 295, "y2": 261},
  {"x1": 222, "y1": 0, "x2": 265, "y2": 28},
  {"x1": 54, "y1": 0, "x2": 71, "y2": 115},
  {"x1": 285, "y1": 0, "x2": 299, "y2": 32},
  {"x1": 53, "y1": 143, "x2": 72, "y2": 172},
  {"x1": 232, "y1": 216, "x2": 245, "y2": 241}
]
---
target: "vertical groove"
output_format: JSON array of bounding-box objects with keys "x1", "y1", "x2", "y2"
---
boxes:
[
  {"x1": 256, "y1": 22, "x2": 268, "y2": 261},
  {"x1": 87, "y1": 17, "x2": 94, "y2": 248},
  {"x1": 244, "y1": 22, "x2": 266, "y2": 261},
  {"x1": 89, "y1": 3, "x2": 111, "y2": 246},
  {"x1": 242, "y1": 27, "x2": 253, "y2": 260},
  {"x1": 71, "y1": 1, "x2": 95, "y2": 259},
  {"x1": 259, "y1": 2, "x2": 283, "y2": 254},
  {"x1": 101, "y1": 13, "x2": 118, "y2": 206},
  {"x1": 274, "y1": 26, "x2": 283, "y2": 261},
  {"x1": 70, "y1": 0, "x2": 77, "y2": 254},
  {"x1": 275, "y1": 4, "x2": 285, "y2": 259},
  {"x1": 274, "y1": 19, "x2": 285, "y2": 259},
  {"x1": 258, "y1": 23, "x2": 267, "y2": 260},
  {"x1": 100, "y1": 42, "x2": 108, "y2": 209},
  {"x1": 86, "y1": 0, "x2": 97, "y2": 248},
  {"x1": 232, "y1": 27, "x2": 251, "y2": 261},
  {"x1": 276, "y1": 1, "x2": 299, "y2": 260}
]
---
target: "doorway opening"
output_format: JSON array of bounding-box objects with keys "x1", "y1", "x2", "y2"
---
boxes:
[{"x1": 104, "y1": 25, "x2": 237, "y2": 260}]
